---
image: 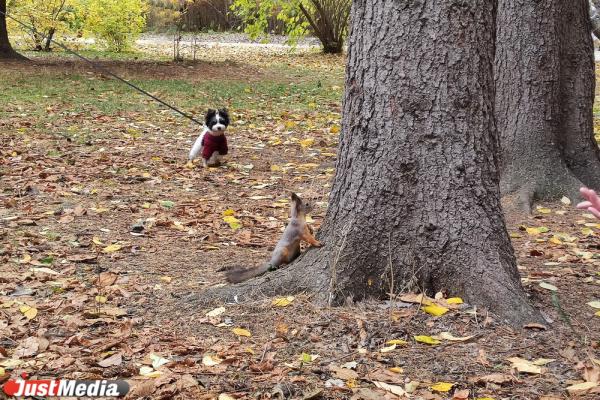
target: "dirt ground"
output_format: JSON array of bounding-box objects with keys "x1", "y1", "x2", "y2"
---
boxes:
[{"x1": 1, "y1": 58, "x2": 600, "y2": 400}]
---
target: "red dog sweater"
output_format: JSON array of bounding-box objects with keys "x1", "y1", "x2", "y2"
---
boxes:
[{"x1": 202, "y1": 133, "x2": 228, "y2": 160}]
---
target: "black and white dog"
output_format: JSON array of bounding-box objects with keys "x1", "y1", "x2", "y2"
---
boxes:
[{"x1": 189, "y1": 108, "x2": 230, "y2": 167}]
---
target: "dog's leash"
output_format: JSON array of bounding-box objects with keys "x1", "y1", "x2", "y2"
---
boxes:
[{"x1": 0, "y1": 9, "x2": 204, "y2": 127}]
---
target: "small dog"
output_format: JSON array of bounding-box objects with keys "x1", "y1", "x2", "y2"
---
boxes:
[{"x1": 189, "y1": 108, "x2": 230, "y2": 167}]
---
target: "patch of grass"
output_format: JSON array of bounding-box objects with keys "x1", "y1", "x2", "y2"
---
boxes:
[{"x1": 0, "y1": 56, "x2": 343, "y2": 130}]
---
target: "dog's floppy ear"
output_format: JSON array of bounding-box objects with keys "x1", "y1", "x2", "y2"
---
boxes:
[
  {"x1": 205, "y1": 109, "x2": 216, "y2": 125},
  {"x1": 218, "y1": 108, "x2": 230, "y2": 125}
]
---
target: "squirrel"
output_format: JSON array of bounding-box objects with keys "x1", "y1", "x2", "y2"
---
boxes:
[{"x1": 226, "y1": 193, "x2": 322, "y2": 283}]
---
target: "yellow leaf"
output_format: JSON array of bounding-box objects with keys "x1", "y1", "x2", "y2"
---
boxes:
[
  {"x1": 300, "y1": 353, "x2": 319, "y2": 363},
  {"x1": 19, "y1": 254, "x2": 31, "y2": 264},
  {"x1": 430, "y1": 382, "x2": 454, "y2": 392},
  {"x1": 595, "y1": 311, "x2": 600, "y2": 317},
  {"x1": 0, "y1": 367, "x2": 5, "y2": 377},
  {"x1": 536, "y1": 207, "x2": 551, "y2": 214},
  {"x1": 389, "y1": 367, "x2": 404, "y2": 373},
  {"x1": 526, "y1": 227, "x2": 541, "y2": 235},
  {"x1": 95, "y1": 296, "x2": 107, "y2": 304},
  {"x1": 285, "y1": 120, "x2": 296, "y2": 129},
  {"x1": 300, "y1": 138, "x2": 315, "y2": 148},
  {"x1": 414, "y1": 335, "x2": 440, "y2": 345},
  {"x1": 272, "y1": 296, "x2": 295, "y2": 307},
  {"x1": 330, "y1": 125, "x2": 341, "y2": 134},
  {"x1": 510, "y1": 232, "x2": 522, "y2": 238},
  {"x1": 160, "y1": 276, "x2": 172, "y2": 283},
  {"x1": 222, "y1": 209, "x2": 235, "y2": 216},
  {"x1": 19, "y1": 305, "x2": 38, "y2": 320},
  {"x1": 582, "y1": 228, "x2": 594, "y2": 236},
  {"x1": 422, "y1": 303, "x2": 449, "y2": 316},
  {"x1": 271, "y1": 165, "x2": 282, "y2": 172},
  {"x1": 346, "y1": 379, "x2": 358, "y2": 388},
  {"x1": 385, "y1": 339, "x2": 408, "y2": 346},
  {"x1": 232, "y1": 327, "x2": 251, "y2": 337},
  {"x1": 549, "y1": 236, "x2": 562, "y2": 245},
  {"x1": 223, "y1": 215, "x2": 242, "y2": 230},
  {"x1": 446, "y1": 297, "x2": 463, "y2": 304},
  {"x1": 102, "y1": 244, "x2": 122, "y2": 253}
]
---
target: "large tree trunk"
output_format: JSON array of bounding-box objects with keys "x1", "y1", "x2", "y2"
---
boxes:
[
  {"x1": 200, "y1": 0, "x2": 543, "y2": 327},
  {"x1": 496, "y1": 0, "x2": 599, "y2": 211},
  {"x1": 0, "y1": 0, "x2": 24, "y2": 59},
  {"x1": 558, "y1": 1, "x2": 600, "y2": 188}
]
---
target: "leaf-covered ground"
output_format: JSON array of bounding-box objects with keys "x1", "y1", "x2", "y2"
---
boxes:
[{"x1": 1, "y1": 47, "x2": 600, "y2": 399}]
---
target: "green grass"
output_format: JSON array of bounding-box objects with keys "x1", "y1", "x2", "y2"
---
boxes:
[{"x1": 0, "y1": 57, "x2": 343, "y2": 128}]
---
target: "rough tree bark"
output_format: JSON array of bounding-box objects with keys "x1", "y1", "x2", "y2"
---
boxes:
[
  {"x1": 0, "y1": 0, "x2": 24, "y2": 59},
  {"x1": 496, "y1": 0, "x2": 599, "y2": 211},
  {"x1": 198, "y1": 0, "x2": 543, "y2": 327}
]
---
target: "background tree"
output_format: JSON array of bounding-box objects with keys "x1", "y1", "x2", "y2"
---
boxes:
[
  {"x1": 204, "y1": 0, "x2": 543, "y2": 326},
  {"x1": 75, "y1": 0, "x2": 148, "y2": 52},
  {"x1": 496, "y1": 0, "x2": 600, "y2": 211},
  {"x1": 231, "y1": 0, "x2": 350, "y2": 53},
  {"x1": 8, "y1": 0, "x2": 76, "y2": 51},
  {"x1": 0, "y1": 0, "x2": 24, "y2": 58}
]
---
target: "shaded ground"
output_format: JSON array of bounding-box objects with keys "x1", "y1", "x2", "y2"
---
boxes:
[{"x1": 1, "y1": 51, "x2": 600, "y2": 399}]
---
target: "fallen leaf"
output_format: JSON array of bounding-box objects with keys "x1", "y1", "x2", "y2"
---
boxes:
[
  {"x1": 98, "y1": 352, "x2": 122, "y2": 368},
  {"x1": 19, "y1": 305, "x2": 38, "y2": 320},
  {"x1": 566, "y1": 381, "x2": 598, "y2": 394},
  {"x1": 539, "y1": 282, "x2": 558, "y2": 291},
  {"x1": 202, "y1": 354, "x2": 223, "y2": 366},
  {"x1": 414, "y1": 335, "x2": 440, "y2": 345},
  {"x1": 272, "y1": 296, "x2": 295, "y2": 307},
  {"x1": 385, "y1": 339, "x2": 408, "y2": 346},
  {"x1": 102, "y1": 244, "x2": 122, "y2": 253},
  {"x1": 380, "y1": 344, "x2": 397, "y2": 353},
  {"x1": 206, "y1": 307, "x2": 226, "y2": 317},
  {"x1": 232, "y1": 327, "x2": 251, "y2": 337},
  {"x1": 507, "y1": 357, "x2": 543, "y2": 374},
  {"x1": 434, "y1": 332, "x2": 475, "y2": 342},
  {"x1": 30, "y1": 267, "x2": 60, "y2": 275},
  {"x1": 97, "y1": 272, "x2": 118, "y2": 286},
  {"x1": 300, "y1": 353, "x2": 319, "y2": 363},
  {"x1": 218, "y1": 394, "x2": 236, "y2": 400},
  {"x1": 561, "y1": 196, "x2": 571, "y2": 205},
  {"x1": 150, "y1": 354, "x2": 170, "y2": 369},
  {"x1": 139, "y1": 365, "x2": 161, "y2": 378},
  {"x1": 453, "y1": 389, "x2": 470, "y2": 400},
  {"x1": 532, "y1": 358, "x2": 555, "y2": 366},
  {"x1": 422, "y1": 303, "x2": 449, "y2": 316},
  {"x1": 223, "y1": 215, "x2": 242, "y2": 230},
  {"x1": 430, "y1": 382, "x2": 454, "y2": 392},
  {"x1": 330, "y1": 365, "x2": 359, "y2": 380},
  {"x1": 587, "y1": 301, "x2": 600, "y2": 309},
  {"x1": 373, "y1": 381, "x2": 406, "y2": 396},
  {"x1": 446, "y1": 297, "x2": 463, "y2": 305}
]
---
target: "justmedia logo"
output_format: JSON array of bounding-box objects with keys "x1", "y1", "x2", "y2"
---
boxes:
[{"x1": 3, "y1": 373, "x2": 130, "y2": 397}]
